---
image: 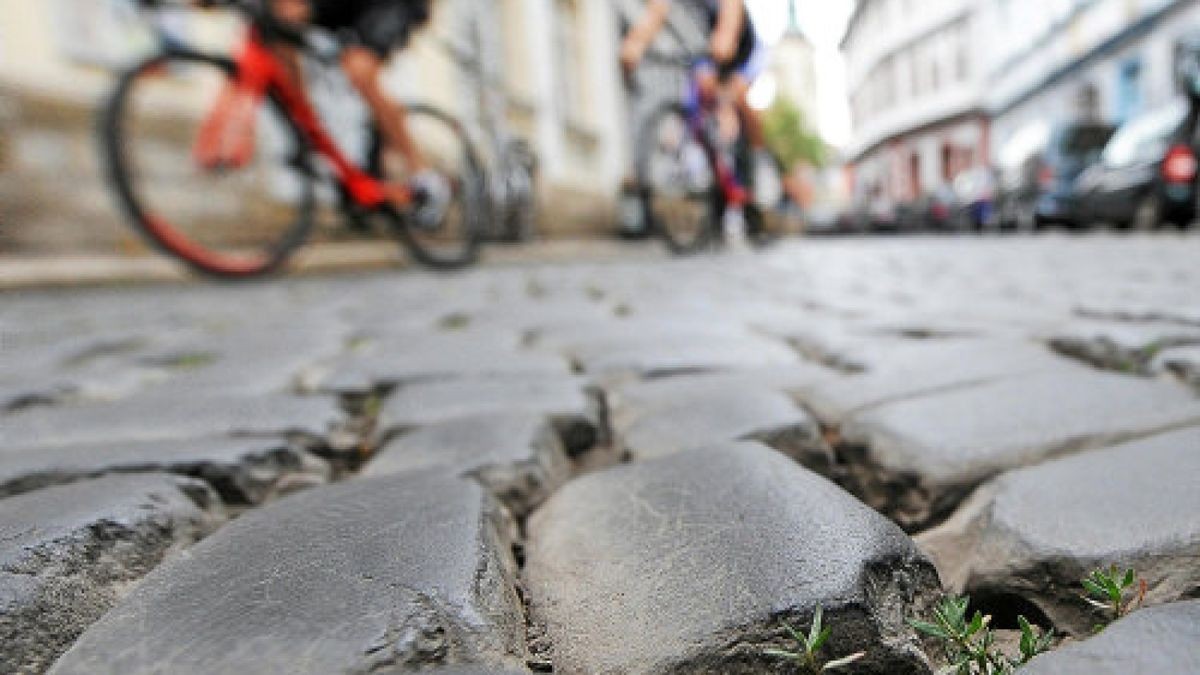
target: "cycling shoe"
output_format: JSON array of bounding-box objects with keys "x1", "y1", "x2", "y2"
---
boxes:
[{"x1": 409, "y1": 170, "x2": 452, "y2": 231}]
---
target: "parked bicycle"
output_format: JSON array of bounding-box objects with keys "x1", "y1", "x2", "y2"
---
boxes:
[
  {"x1": 624, "y1": 23, "x2": 787, "y2": 254},
  {"x1": 438, "y1": 20, "x2": 539, "y2": 243},
  {"x1": 101, "y1": 0, "x2": 485, "y2": 277}
]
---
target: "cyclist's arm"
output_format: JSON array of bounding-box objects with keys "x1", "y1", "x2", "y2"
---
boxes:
[
  {"x1": 710, "y1": 0, "x2": 745, "y2": 64},
  {"x1": 620, "y1": 0, "x2": 671, "y2": 70}
]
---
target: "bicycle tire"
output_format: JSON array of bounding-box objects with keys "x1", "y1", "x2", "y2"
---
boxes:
[
  {"x1": 637, "y1": 103, "x2": 723, "y2": 254},
  {"x1": 101, "y1": 50, "x2": 316, "y2": 278},
  {"x1": 373, "y1": 104, "x2": 485, "y2": 270}
]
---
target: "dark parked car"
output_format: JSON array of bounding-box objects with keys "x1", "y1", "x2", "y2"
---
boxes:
[
  {"x1": 1075, "y1": 99, "x2": 1198, "y2": 230},
  {"x1": 996, "y1": 120, "x2": 1116, "y2": 230}
]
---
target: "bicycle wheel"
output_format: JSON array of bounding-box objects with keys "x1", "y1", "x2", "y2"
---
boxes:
[
  {"x1": 102, "y1": 51, "x2": 315, "y2": 278},
  {"x1": 374, "y1": 104, "x2": 484, "y2": 270},
  {"x1": 638, "y1": 104, "x2": 722, "y2": 254}
]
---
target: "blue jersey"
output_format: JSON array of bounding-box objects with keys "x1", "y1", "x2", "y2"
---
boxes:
[{"x1": 672, "y1": 0, "x2": 759, "y2": 72}]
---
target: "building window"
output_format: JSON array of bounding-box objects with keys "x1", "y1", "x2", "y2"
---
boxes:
[{"x1": 1115, "y1": 58, "x2": 1143, "y2": 124}]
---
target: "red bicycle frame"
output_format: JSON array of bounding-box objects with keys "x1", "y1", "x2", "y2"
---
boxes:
[
  {"x1": 681, "y1": 66, "x2": 749, "y2": 209},
  {"x1": 199, "y1": 28, "x2": 405, "y2": 210}
]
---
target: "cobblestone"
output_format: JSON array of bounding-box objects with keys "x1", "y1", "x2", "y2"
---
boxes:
[
  {"x1": 918, "y1": 426, "x2": 1200, "y2": 635},
  {"x1": 1, "y1": 235, "x2": 1197, "y2": 672},
  {"x1": 0, "y1": 392, "x2": 345, "y2": 450},
  {"x1": 525, "y1": 442, "x2": 939, "y2": 674},
  {"x1": 377, "y1": 375, "x2": 604, "y2": 455},
  {"x1": 838, "y1": 366, "x2": 1200, "y2": 529},
  {"x1": 1022, "y1": 600, "x2": 1200, "y2": 675},
  {"x1": 50, "y1": 471, "x2": 527, "y2": 674},
  {"x1": 0, "y1": 436, "x2": 329, "y2": 503},
  {"x1": 363, "y1": 412, "x2": 570, "y2": 517},
  {"x1": 1, "y1": 474, "x2": 221, "y2": 674},
  {"x1": 619, "y1": 386, "x2": 827, "y2": 464}
]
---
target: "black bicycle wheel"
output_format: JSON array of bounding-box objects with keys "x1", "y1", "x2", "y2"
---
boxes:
[
  {"x1": 638, "y1": 104, "x2": 722, "y2": 254},
  {"x1": 374, "y1": 104, "x2": 484, "y2": 270},
  {"x1": 102, "y1": 50, "x2": 315, "y2": 278}
]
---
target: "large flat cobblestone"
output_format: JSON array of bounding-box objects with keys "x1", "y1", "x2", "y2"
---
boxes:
[
  {"x1": 525, "y1": 442, "x2": 939, "y2": 674},
  {"x1": 918, "y1": 426, "x2": 1200, "y2": 635},
  {"x1": 1, "y1": 474, "x2": 221, "y2": 674},
  {"x1": 50, "y1": 471, "x2": 526, "y2": 674}
]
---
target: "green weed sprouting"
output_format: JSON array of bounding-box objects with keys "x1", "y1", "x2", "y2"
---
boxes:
[
  {"x1": 765, "y1": 604, "x2": 865, "y2": 674},
  {"x1": 909, "y1": 596, "x2": 1053, "y2": 675},
  {"x1": 1082, "y1": 566, "x2": 1146, "y2": 631}
]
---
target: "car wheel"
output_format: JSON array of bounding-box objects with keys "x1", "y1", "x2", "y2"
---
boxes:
[{"x1": 1132, "y1": 194, "x2": 1161, "y2": 232}]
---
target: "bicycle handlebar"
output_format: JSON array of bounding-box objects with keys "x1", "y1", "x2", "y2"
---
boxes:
[
  {"x1": 639, "y1": 51, "x2": 708, "y2": 68},
  {"x1": 623, "y1": 50, "x2": 708, "y2": 94}
]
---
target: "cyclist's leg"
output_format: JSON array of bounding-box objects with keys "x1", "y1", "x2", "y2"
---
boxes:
[
  {"x1": 724, "y1": 38, "x2": 771, "y2": 150},
  {"x1": 340, "y1": 48, "x2": 427, "y2": 174},
  {"x1": 727, "y1": 75, "x2": 764, "y2": 149},
  {"x1": 194, "y1": 84, "x2": 258, "y2": 169},
  {"x1": 339, "y1": 0, "x2": 429, "y2": 175},
  {"x1": 725, "y1": 40, "x2": 783, "y2": 212}
]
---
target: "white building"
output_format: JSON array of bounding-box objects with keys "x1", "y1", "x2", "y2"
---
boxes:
[
  {"x1": 841, "y1": 0, "x2": 990, "y2": 205},
  {"x1": 985, "y1": 0, "x2": 1200, "y2": 156},
  {"x1": 841, "y1": 0, "x2": 1200, "y2": 206}
]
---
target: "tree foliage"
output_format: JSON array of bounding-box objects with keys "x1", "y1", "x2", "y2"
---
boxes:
[{"x1": 764, "y1": 94, "x2": 827, "y2": 172}]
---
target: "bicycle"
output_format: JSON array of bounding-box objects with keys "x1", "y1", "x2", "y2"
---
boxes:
[
  {"x1": 101, "y1": 0, "x2": 485, "y2": 277},
  {"x1": 438, "y1": 27, "x2": 539, "y2": 244},
  {"x1": 627, "y1": 51, "x2": 787, "y2": 254}
]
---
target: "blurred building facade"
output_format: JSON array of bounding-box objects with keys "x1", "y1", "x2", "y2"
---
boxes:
[
  {"x1": 842, "y1": 0, "x2": 988, "y2": 205},
  {"x1": 984, "y1": 0, "x2": 1200, "y2": 151},
  {"x1": 842, "y1": 0, "x2": 1200, "y2": 205},
  {"x1": 0, "y1": 0, "x2": 628, "y2": 254}
]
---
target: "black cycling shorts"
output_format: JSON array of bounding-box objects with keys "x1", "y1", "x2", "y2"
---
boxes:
[{"x1": 312, "y1": 0, "x2": 424, "y2": 57}]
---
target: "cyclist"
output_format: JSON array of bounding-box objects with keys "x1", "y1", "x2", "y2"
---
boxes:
[
  {"x1": 620, "y1": 0, "x2": 773, "y2": 200},
  {"x1": 196, "y1": 0, "x2": 443, "y2": 211}
]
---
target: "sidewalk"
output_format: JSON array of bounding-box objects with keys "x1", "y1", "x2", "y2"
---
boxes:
[{"x1": 0, "y1": 238, "x2": 664, "y2": 291}]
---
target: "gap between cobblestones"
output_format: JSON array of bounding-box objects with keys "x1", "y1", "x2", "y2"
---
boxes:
[
  {"x1": 816, "y1": 421, "x2": 1195, "y2": 537},
  {"x1": 1075, "y1": 307, "x2": 1200, "y2": 329},
  {"x1": 1047, "y1": 331, "x2": 1200, "y2": 385},
  {"x1": 346, "y1": 379, "x2": 620, "y2": 673}
]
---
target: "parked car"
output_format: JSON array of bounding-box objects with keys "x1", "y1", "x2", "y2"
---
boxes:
[
  {"x1": 843, "y1": 186, "x2": 898, "y2": 233},
  {"x1": 1075, "y1": 99, "x2": 1198, "y2": 230},
  {"x1": 867, "y1": 194, "x2": 900, "y2": 232},
  {"x1": 898, "y1": 185, "x2": 957, "y2": 231},
  {"x1": 803, "y1": 203, "x2": 843, "y2": 235},
  {"x1": 996, "y1": 120, "x2": 1116, "y2": 230}
]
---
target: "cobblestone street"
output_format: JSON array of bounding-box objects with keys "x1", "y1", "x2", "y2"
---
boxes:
[{"x1": 3, "y1": 234, "x2": 1199, "y2": 674}]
